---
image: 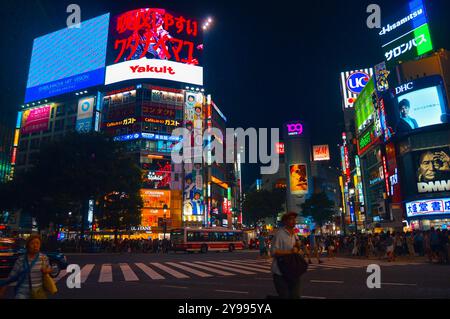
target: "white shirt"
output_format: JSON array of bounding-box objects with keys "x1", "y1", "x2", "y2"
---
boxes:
[{"x1": 270, "y1": 227, "x2": 297, "y2": 276}]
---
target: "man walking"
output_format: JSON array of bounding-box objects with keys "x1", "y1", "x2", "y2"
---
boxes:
[{"x1": 270, "y1": 212, "x2": 304, "y2": 299}]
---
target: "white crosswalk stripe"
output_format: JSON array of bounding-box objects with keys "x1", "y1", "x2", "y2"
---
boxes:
[
  {"x1": 209, "y1": 260, "x2": 271, "y2": 273},
  {"x1": 54, "y1": 270, "x2": 67, "y2": 283},
  {"x1": 230, "y1": 260, "x2": 272, "y2": 270},
  {"x1": 135, "y1": 263, "x2": 165, "y2": 280},
  {"x1": 99, "y1": 264, "x2": 113, "y2": 283},
  {"x1": 179, "y1": 261, "x2": 235, "y2": 276},
  {"x1": 81, "y1": 264, "x2": 95, "y2": 283},
  {"x1": 120, "y1": 263, "x2": 139, "y2": 281},
  {"x1": 193, "y1": 261, "x2": 256, "y2": 275},
  {"x1": 151, "y1": 262, "x2": 190, "y2": 279},
  {"x1": 165, "y1": 262, "x2": 213, "y2": 278},
  {"x1": 53, "y1": 257, "x2": 423, "y2": 285}
]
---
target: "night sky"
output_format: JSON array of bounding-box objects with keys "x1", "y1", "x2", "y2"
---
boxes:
[{"x1": 1, "y1": 0, "x2": 450, "y2": 189}]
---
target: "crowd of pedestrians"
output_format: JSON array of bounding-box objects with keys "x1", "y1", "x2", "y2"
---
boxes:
[
  {"x1": 41, "y1": 237, "x2": 172, "y2": 254},
  {"x1": 252, "y1": 227, "x2": 450, "y2": 264}
]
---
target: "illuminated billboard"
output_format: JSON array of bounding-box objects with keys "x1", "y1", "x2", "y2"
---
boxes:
[
  {"x1": 355, "y1": 77, "x2": 376, "y2": 133},
  {"x1": 142, "y1": 159, "x2": 172, "y2": 189},
  {"x1": 312, "y1": 145, "x2": 330, "y2": 161},
  {"x1": 25, "y1": 14, "x2": 110, "y2": 103},
  {"x1": 383, "y1": 23, "x2": 433, "y2": 67},
  {"x1": 20, "y1": 105, "x2": 52, "y2": 134},
  {"x1": 141, "y1": 189, "x2": 171, "y2": 209},
  {"x1": 289, "y1": 164, "x2": 308, "y2": 195},
  {"x1": 105, "y1": 8, "x2": 203, "y2": 86},
  {"x1": 285, "y1": 121, "x2": 304, "y2": 137},
  {"x1": 415, "y1": 147, "x2": 450, "y2": 194},
  {"x1": 339, "y1": 68, "x2": 374, "y2": 109},
  {"x1": 379, "y1": 0, "x2": 428, "y2": 45},
  {"x1": 406, "y1": 197, "x2": 450, "y2": 218},
  {"x1": 387, "y1": 76, "x2": 449, "y2": 135},
  {"x1": 76, "y1": 97, "x2": 95, "y2": 133}
]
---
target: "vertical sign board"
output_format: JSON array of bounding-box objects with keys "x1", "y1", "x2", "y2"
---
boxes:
[
  {"x1": 183, "y1": 92, "x2": 205, "y2": 221},
  {"x1": 76, "y1": 97, "x2": 95, "y2": 133},
  {"x1": 380, "y1": 0, "x2": 432, "y2": 68}
]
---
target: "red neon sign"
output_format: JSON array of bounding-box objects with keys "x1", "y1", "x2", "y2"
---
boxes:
[
  {"x1": 382, "y1": 155, "x2": 390, "y2": 196},
  {"x1": 112, "y1": 8, "x2": 203, "y2": 65},
  {"x1": 276, "y1": 142, "x2": 285, "y2": 155}
]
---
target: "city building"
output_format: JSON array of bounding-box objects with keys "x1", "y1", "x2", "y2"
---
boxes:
[{"x1": 9, "y1": 8, "x2": 239, "y2": 238}]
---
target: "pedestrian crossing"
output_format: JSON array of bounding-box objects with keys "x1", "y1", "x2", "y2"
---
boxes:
[{"x1": 53, "y1": 257, "x2": 424, "y2": 285}]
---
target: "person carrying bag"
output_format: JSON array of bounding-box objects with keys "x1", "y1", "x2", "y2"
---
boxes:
[
  {"x1": 270, "y1": 212, "x2": 308, "y2": 299},
  {"x1": 0, "y1": 235, "x2": 57, "y2": 299}
]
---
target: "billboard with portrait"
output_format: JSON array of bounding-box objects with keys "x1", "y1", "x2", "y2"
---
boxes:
[
  {"x1": 289, "y1": 164, "x2": 308, "y2": 194},
  {"x1": 105, "y1": 8, "x2": 203, "y2": 86},
  {"x1": 25, "y1": 14, "x2": 110, "y2": 103},
  {"x1": 387, "y1": 76, "x2": 449, "y2": 135},
  {"x1": 414, "y1": 147, "x2": 450, "y2": 194}
]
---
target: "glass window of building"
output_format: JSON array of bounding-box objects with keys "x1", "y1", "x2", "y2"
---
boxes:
[{"x1": 56, "y1": 104, "x2": 65, "y2": 116}]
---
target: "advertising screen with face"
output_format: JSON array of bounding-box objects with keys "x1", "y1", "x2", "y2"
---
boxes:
[
  {"x1": 414, "y1": 147, "x2": 450, "y2": 194},
  {"x1": 289, "y1": 164, "x2": 308, "y2": 194},
  {"x1": 388, "y1": 76, "x2": 449, "y2": 135}
]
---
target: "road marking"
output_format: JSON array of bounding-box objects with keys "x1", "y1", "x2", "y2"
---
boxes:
[
  {"x1": 99, "y1": 264, "x2": 113, "y2": 283},
  {"x1": 209, "y1": 260, "x2": 271, "y2": 273},
  {"x1": 310, "y1": 280, "x2": 344, "y2": 284},
  {"x1": 301, "y1": 295, "x2": 326, "y2": 299},
  {"x1": 151, "y1": 262, "x2": 190, "y2": 279},
  {"x1": 179, "y1": 261, "x2": 235, "y2": 276},
  {"x1": 120, "y1": 263, "x2": 139, "y2": 281},
  {"x1": 215, "y1": 289, "x2": 249, "y2": 294},
  {"x1": 161, "y1": 285, "x2": 189, "y2": 289},
  {"x1": 81, "y1": 264, "x2": 95, "y2": 283},
  {"x1": 229, "y1": 260, "x2": 272, "y2": 270},
  {"x1": 382, "y1": 282, "x2": 417, "y2": 286},
  {"x1": 165, "y1": 262, "x2": 213, "y2": 278},
  {"x1": 54, "y1": 270, "x2": 67, "y2": 283},
  {"x1": 194, "y1": 261, "x2": 256, "y2": 275},
  {"x1": 135, "y1": 263, "x2": 165, "y2": 280}
]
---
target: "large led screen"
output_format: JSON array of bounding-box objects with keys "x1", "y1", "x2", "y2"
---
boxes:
[
  {"x1": 105, "y1": 8, "x2": 203, "y2": 86},
  {"x1": 25, "y1": 14, "x2": 110, "y2": 103},
  {"x1": 387, "y1": 76, "x2": 449, "y2": 135},
  {"x1": 354, "y1": 77, "x2": 376, "y2": 133}
]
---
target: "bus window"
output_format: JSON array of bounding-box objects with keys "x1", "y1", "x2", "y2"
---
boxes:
[{"x1": 170, "y1": 230, "x2": 184, "y2": 243}]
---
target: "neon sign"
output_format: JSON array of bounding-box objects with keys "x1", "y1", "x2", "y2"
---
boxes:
[{"x1": 286, "y1": 122, "x2": 303, "y2": 136}]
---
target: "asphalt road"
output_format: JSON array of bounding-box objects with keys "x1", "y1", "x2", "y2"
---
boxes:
[{"x1": 5, "y1": 251, "x2": 450, "y2": 299}]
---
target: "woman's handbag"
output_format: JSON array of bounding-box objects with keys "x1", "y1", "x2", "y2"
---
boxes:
[
  {"x1": 42, "y1": 273, "x2": 57, "y2": 295},
  {"x1": 276, "y1": 253, "x2": 308, "y2": 283}
]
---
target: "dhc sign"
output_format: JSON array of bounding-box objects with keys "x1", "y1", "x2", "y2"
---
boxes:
[{"x1": 346, "y1": 71, "x2": 370, "y2": 95}]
